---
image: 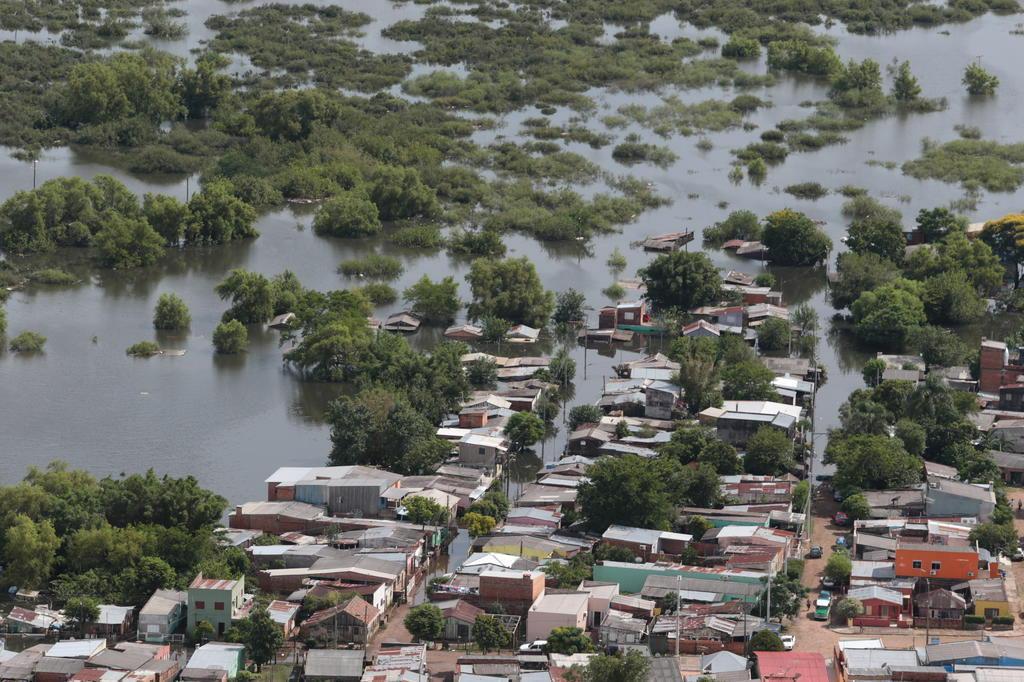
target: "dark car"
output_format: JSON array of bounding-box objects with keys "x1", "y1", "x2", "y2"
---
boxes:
[{"x1": 809, "y1": 546, "x2": 823, "y2": 559}]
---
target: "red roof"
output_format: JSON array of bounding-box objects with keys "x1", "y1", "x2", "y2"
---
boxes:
[
  {"x1": 722, "y1": 239, "x2": 745, "y2": 249},
  {"x1": 756, "y1": 652, "x2": 829, "y2": 682},
  {"x1": 190, "y1": 575, "x2": 238, "y2": 590}
]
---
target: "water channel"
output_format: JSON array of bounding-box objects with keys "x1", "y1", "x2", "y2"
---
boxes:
[{"x1": 2, "y1": 5, "x2": 1024, "y2": 516}]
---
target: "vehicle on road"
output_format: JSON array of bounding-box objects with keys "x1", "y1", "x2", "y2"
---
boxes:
[
  {"x1": 1012, "y1": 547, "x2": 1024, "y2": 562},
  {"x1": 821, "y1": 576, "x2": 836, "y2": 589},
  {"x1": 814, "y1": 590, "x2": 833, "y2": 621},
  {"x1": 519, "y1": 641, "x2": 547, "y2": 654},
  {"x1": 781, "y1": 634, "x2": 796, "y2": 651},
  {"x1": 809, "y1": 546, "x2": 823, "y2": 559},
  {"x1": 833, "y1": 511, "x2": 849, "y2": 526},
  {"x1": 833, "y1": 488, "x2": 844, "y2": 502}
]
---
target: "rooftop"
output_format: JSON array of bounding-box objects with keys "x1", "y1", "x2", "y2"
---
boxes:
[
  {"x1": 529, "y1": 592, "x2": 589, "y2": 615},
  {"x1": 305, "y1": 650, "x2": 365, "y2": 679},
  {"x1": 754, "y1": 652, "x2": 829, "y2": 682}
]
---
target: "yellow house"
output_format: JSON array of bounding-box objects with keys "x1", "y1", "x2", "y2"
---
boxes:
[
  {"x1": 481, "y1": 535, "x2": 573, "y2": 562},
  {"x1": 962, "y1": 578, "x2": 1011, "y2": 618}
]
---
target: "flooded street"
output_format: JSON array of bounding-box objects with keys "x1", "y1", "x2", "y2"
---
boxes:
[{"x1": 3, "y1": 5, "x2": 1024, "y2": 502}]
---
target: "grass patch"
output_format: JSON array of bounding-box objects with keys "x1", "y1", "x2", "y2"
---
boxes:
[
  {"x1": 784, "y1": 182, "x2": 829, "y2": 200},
  {"x1": 902, "y1": 137, "x2": 1024, "y2": 191},
  {"x1": 611, "y1": 134, "x2": 678, "y2": 168},
  {"x1": 338, "y1": 254, "x2": 404, "y2": 280},
  {"x1": 618, "y1": 96, "x2": 764, "y2": 137},
  {"x1": 126, "y1": 341, "x2": 161, "y2": 357},
  {"x1": 30, "y1": 268, "x2": 78, "y2": 285},
  {"x1": 389, "y1": 226, "x2": 444, "y2": 249},
  {"x1": 9, "y1": 331, "x2": 46, "y2": 353}
]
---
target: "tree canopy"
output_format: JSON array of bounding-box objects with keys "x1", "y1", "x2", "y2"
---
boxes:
[
  {"x1": 466, "y1": 257, "x2": 554, "y2": 327},
  {"x1": 762, "y1": 209, "x2": 832, "y2": 266},
  {"x1": 639, "y1": 250, "x2": 722, "y2": 313}
]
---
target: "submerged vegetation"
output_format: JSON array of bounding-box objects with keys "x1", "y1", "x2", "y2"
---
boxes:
[{"x1": 902, "y1": 138, "x2": 1024, "y2": 191}]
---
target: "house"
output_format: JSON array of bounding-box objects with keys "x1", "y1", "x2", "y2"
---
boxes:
[
  {"x1": 754, "y1": 652, "x2": 829, "y2": 682},
  {"x1": 182, "y1": 643, "x2": 245, "y2": 681},
  {"x1": 925, "y1": 476, "x2": 996, "y2": 521},
  {"x1": 187, "y1": 575, "x2": 248, "y2": 638},
  {"x1": 478, "y1": 570, "x2": 546, "y2": 617},
  {"x1": 34, "y1": 656, "x2": 86, "y2": 682},
  {"x1": 645, "y1": 381, "x2": 680, "y2": 420},
  {"x1": 304, "y1": 650, "x2": 365, "y2": 682},
  {"x1": 915, "y1": 589, "x2": 967, "y2": 625},
  {"x1": 445, "y1": 324, "x2": 484, "y2": 342},
  {"x1": 700, "y1": 401, "x2": 801, "y2": 446},
  {"x1": 846, "y1": 586, "x2": 909, "y2": 627},
  {"x1": 301, "y1": 596, "x2": 381, "y2": 646},
  {"x1": 594, "y1": 561, "x2": 765, "y2": 598},
  {"x1": 265, "y1": 466, "x2": 405, "y2": 518},
  {"x1": 435, "y1": 599, "x2": 485, "y2": 642},
  {"x1": 923, "y1": 638, "x2": 1024, "y2": 667},
  {"x1": 506, "y1": 507, "x2": 561, "y2": 529},
  {"x1": 266, "y1": 600, "x2": 300, "y2": 638},
  {"x1": 3, "y1": 606, "x2": 64, "y2": 633},
  {"x1": 268, "y1": 313, "x2": 295, "y2": 329},
  {"x1": 954, "y1": 578, "x2": 1012, "y2": 619},
  {"x1": 89, "y1": 605, "x2": 135, "y2": 638},
  {"x1": 577, "y1": 581, "x2": 619, "y2": 628},
  {"x1": 458, "y1": 434, "x2": 509, "y2": 474},
  {"x1": 526, "y1": 592, "x2": 589, "y2": 641},
  {"x1": 835, "y1": 647, "x2": 920, "y2": 682},
  {"x1": 641, "y1": 232, "x2": 693, "y2": 252},
  {"x1": 601, "y1": 525, "x2": 692, "y2": 561},
  {"x1": 383, "y1": 312, "x2": 422, "y2": 333},
  {"x1": 987, "y1": 450, "x2": 1024, "y2": 485},
  {"x1": 480, "y1": 535, "x2": 576, "y2": 561},
  {"x1": 681, "y1": 320, "x2": 720, "y2": 339},
  {"x1": 639, "y1": 573, "x2": 764, "y2": 605},
  {"x1": 506, "y1": 325, "x2": 540, "y2": 344},
  {"x1": 597, "y1": 609, "x2": 647, "y2": 645},
  {"x1": 216, "y1": 529, "x2": 263, "y2": 549},
  {"x1": 894, "y1": 541, "x2": 995, "y2": 582},
  {"x1": 47, "y1": 640, "x2": 107, "y2": 659}
]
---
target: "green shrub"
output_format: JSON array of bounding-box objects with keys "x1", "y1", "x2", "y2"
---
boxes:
[
  {"x1": 390, "y1": 225, "x2": 444, "y2": 249},
  {"x1": 126, "y1": 341, "x2": 161, "y2": 357},
  {"x1": 994, "y1": 615, "x2": 1015, "y2": 625},
  {"x1": 338, "y1": 254, "x2": 403, "y2": 280},
  {"x1": 153, "y1": 293, "x2": 191, "y2": 330},
  {"x1": 30, "y1": 268, "x2": 78, "y2": 285},
  {"x1": 722, "y1": 36, "x2": 760, "y2": 59},
  {"x1": 9, "y1": 330, "x2": 46, "y2": 353},
  {"x1": 359, "y1": 282, "x2": 398, "y2": 305},
  {"x1": 212, "y1": 319, "x2": 247, "y2": 354},
  {"x1": 964, "y1": 614, "x2": 986, "y2": 624},
  {"x1": 785, "y1": 182, "x2": 828, "y2": 200}
]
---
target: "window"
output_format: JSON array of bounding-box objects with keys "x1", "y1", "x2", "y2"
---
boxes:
[
  {"x1": 911, "y1": 561, "x2": 922, "y2": 569},
  {"x1": 478, "y1": 447, "x2": 485, "y2": 455},
  {"x1": 985, "y1": 608, "x2": 1000, "y2": 618},
  {"x1": 214, "y1": 602, "x2": 225, "y2": 611},
  {"x1": 931, "y1": 562, "x2": 941, "y2": 571},
  {"x1": 195, "y1": 601, "x2": 205, "y2": 610},
  {"x1": 623, "y1": 312, "x2": 635, "y2": 321}
]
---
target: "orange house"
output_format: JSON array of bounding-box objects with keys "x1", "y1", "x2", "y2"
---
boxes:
[{"x1": 894, "y1": 544, "x2": 997, "y2": 582}]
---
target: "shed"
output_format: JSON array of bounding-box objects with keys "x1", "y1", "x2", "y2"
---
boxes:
[
  {"x1": 383, "y1": 312, "x2": 422, "y2": 333},
  {"x1": 305, "y1": 650, "x2": 365, "y2": 682}
]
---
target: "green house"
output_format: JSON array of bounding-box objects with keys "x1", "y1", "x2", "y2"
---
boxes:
[
  {"x1": 593, "y1": 560, "x2": 764, "y2": 595},
  {"x1": 187, "y1": 574, "x2": 246, "y2": 638}
]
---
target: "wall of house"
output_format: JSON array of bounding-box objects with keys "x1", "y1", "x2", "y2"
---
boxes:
[
  {"x1": 188, "y1": 583, "x2": 243, "y2": 636},
  {"x1": 894, "y1": 549, "x2": 981, "y2": 581},
  {"x1": 525, "y1": 605, "x2": 586, "y2": 641},
  {"x1": 973, "y1": 598, "x2": 1012, "y2": 618}
]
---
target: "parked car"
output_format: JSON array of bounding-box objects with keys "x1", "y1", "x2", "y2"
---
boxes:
[
  {"x1": 833, "y1": 536, "x2": 848, "y2": 550},
  {"x1": 833, "y1": 511, "x2": 849, "y2": 526},
  {"x1": 833, "y1": 488, "x2": 844, "y2": 502},
  {"x1": 809, "y1": 546, "x2": 823, "y2": 559},
  {"x1": 1012, "y1": 547, "x2": 1024, "y2": 562},
  {"x1": 821, "y1": 576, "x2": 836, "y2": 589},
  {"x1": 519, "y1": 641, "x2": 547, "y2": 654},
  {"x1": 781, "y1": 634, "x2": 796, "y2": 651}
]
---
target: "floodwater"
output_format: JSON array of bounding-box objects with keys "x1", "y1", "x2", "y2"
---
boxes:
[{"x1": 3, "y1": 5, "x2": 1024, "y2": 508}]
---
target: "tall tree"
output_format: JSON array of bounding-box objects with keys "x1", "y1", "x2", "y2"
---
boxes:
[
  {"x1": 639, "y1": 251, "x2": 722, "y2": 313},
  {"x1": 3, "y1": 514, "x2": 60, "y2": 589},
  {"x1": 466, "y1": 258, "x2": 554, "y2": 327},
  {"x1": 403, "y1": 276, "x2": 460, "y2": 324},
  {"x1": 762, "y1": 209, "x2": 832, "y2": 266},
  {"x1": 891, "y1": 61, "x2": 921, "y2": 102},
  {"x1": 404, "y1": 604, "x2": 444, "y2": 643}
]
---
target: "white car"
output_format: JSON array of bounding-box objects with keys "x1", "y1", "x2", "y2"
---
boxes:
[
  {"x1": 781, "y1": 635, "x2": 796, "y2": 651},
  {"x1": 519, "y1": 640, "x2": 547, "y2": 654}
]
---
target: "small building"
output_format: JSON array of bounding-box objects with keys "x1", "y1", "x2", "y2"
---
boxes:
[
  {"x1": 458, "y1": 434, "x2": 509, "y2": 474},
  {"x1": 923, "y1": 638, "x2": 1024, "y2": 667},
  {"x1": 506, "y1": 325, "x2": 540, "y2": 344},
  {"x1": 87, "y1": 605, "x2": 134, "y2": 638},
  {"x1": 187, "y1": 575, "x2": 247, "y2": 638},
  {"x1": 47, "y1": 640, "x2": 107, "y2": 660},
  {"x1": 914, "y1": 589, "x2": 966, "y2": 626},
  {"x1": 445, "y1": 324, "x2": 484, "y2": 342},
  {"x1": 681, "y1": 320, "x2": 720, "y2": 339},
  {"x1": 268, "y1": 313, "x2": 296, "y2": 329},
  {"x1": 597, "y1": 609, "x2": 647, "y2": 645},
  {"x1": 641, "y1": 231, "x2": 693, "y2": 253},
  {"x1": 846, "y1": 586, "x2": 909, "y2": 628},
  {"x1": 3, "y1": 606, "x2": 64, "y2": 633},
  {"x1": 645, "y1": 381, "x2": 680, "y2": 420},
  {"x1": 304, "y1": 650, "x2": 365, "y2": 682},
  {"x1": 988, "y1": 450, "x2": 1024, "y2": 485},
  {"x1": 34, "y1": 656, "x2": 86, "y2": 682},
  {"x1": 526, "y1": 592, "x2": 589, "y2": 641},
  {"x1": 601, "y1": 525, "x2": 691, "y2": 562},
  {"x1": 266, "y1": 600, "x2": 300, "y2": 638},
  {"x1": 301, "y1": 596, "x2": 381, "y2": 646},
  {"x1": 183, "y1": 643, "x2": 245, "y2": 681},
  {"x1": 755, "y1": 652, "x2": 829, "y2": 682},
  {"x1": 955, "y1": 578, "x2": 1012, "y2": 619},
  {"x1": 383, "y1": 312, "x2": 422, "y2": 333},
  {"x1": 435, "y1": 599, "x2": 485, "y2": 642},
  {"x1": 138, "y1": 589, "x2": 188, "y2": 643},
  {"x1": 924, "y1": 476, "x2": 996, "y2": 521},
  {"x1": 576, "y1": 581, "x2": 619, "y2": 629}
]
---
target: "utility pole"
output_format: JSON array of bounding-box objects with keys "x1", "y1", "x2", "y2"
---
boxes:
[
  {"x1": 675, "y1": 574, "x2": 681, "y2": 657},
  {"x1": 32, "y1": 159, "x2": 37, "y2": 189}
]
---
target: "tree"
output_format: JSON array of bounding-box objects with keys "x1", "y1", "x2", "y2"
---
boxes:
[
  {"x1": 569, "y1": 404, "x2": 603, "y2": 430},
  {"x1": 506, "y1": 412, "x2": 545, "y2": 452},
  {"x1": 234, "y1": 610, "x2": 284, "y2": 671},
  {"x1": 93, "y1": 213, "x2": 165, "y2": 268},
  {"x1": 841, "y1": 493, "x2": 871, "y2": 521},
  {"x1": 553, "y1": 289, "x2": 586, "y2": 326},
  {"x1": 153, "y1": 293, "x2": 191, "y2": 330},
  {"x1": 909, "y1": 325, "x2": 971, "y2": 368},
  {"x1": 792, "y1": 480, "x2": 809, "y2": 513},
  {"x1": 251, "y1": 89, "x2": 340, "y2": 141},
  {"x1": 213, "y1": 320, "x2": 248, "y2": 354},
  {"x1": 549, "y1": 348, "x2": 576, "y2": 385},
  {"x1": 403, "y1": 276, "x2": 460, "y2": 324},
  {"x1": 312, "y1": 192, "x2": 382, "y2": 237},
  {"x1": 143, "y1": 194, "x2": 189, "y2": 245},
  {"x1": 215, "y1": 269, "x2": 276, "y2": 324},
  {"x1": 831, "y1": 251, "x2": 901, "y2": 311},
  {"x1": 749, "y1": 630, "x2": 784, "y2": 652},
  {"x1": 920, "y1": 270, "x2": 986, "y2": 325},
  {"x1": 369, "y1": 166, "x2": 439, "y2": 221},
  {"x1": 469, "y1": 491, "x2": 509, "y2": 521},
  {"x1": 891, "y1": 61, "x2": 921, "y2": 102},
  {"x1": 824, "y1": 551, "x2": 852, "y2": 584},
  {"x1": 721, "y1": 360, "x2": 776, "y2": 401},
  {"x1": 829, "y1": 59, "x2": 885, "y2": 109},
  {"x1": 703, "y1": 210, "x2": 762, "y2": 246},
  {"x1": 404, "y1": 496, "x2": 445, "y2": 527},
  {"x1": 404, "y1": 603, "x2": 444, "y2": 643},
  {"x1": 578, "y1": 456, "x2": 681, "y2": 532},
  {"x1": 916, "y1": 207, "x2": 962, "y2": 243},
  {"x1": 466, "y1": 258, "x2": 554, "y2": 327},
  {"x1": 179, "y1": 52, "x2": 232, "y2": 118},
  {"x1": 3, "y1": 514, "x2": 60, "y2": 588},
  {"x1": 573, "y1": 651, "x2": 649, "y2": 682},
  {"x1": 544, "y1": 627, "x2": 593, "y2": 655},
  {"x1": 464, "y1": 512, "x2": 497, "y2": 537},
  {"x1": 472, "y1": 614, "x2": 510, "y2": 652},
  {"x1": 970, "y1": 522, "x2": 1018, "y2": 555},
  {"x1": 184, "y1": 181, "x2": 258, "y2": 245},
  {"x1": 826, "y1": 434, "x2": 921, "y2": 491},
  {"x1": 963, "y1": 62, "x2": 999, "y2": 95},
  {"x1": 861, "y1": 358, "x2": 886, "y2": 387},
  {"x1": 744, "y1": 427, "x2": 794, "y2": 476},
  {"x1": 684, "y1": 515, "x2": 713, "y2": 540},
  {"x1": 699, "y1": 440, "x2": 742, "y2": 475},
  {"x1": 851, "y1": 281, "x2": 926, "y2": 346},
  {"x1": 981, "y1": 213, "x2": 1024, "y2": 287},
  {"x1": 762, "y1": 209, "x2": 832, "y2": 266},
  {"x1": 9, "y1": 331, "x2": 47, "y2": 353},
  {"x1": 639, "y1": 251, "x2": 722, "y2": 313},
  {"x1": 894, "y1": 419, "x2": 926, "y2": 457},
  {"x1": 65, "y1": 596, "x2": 100, "y2": 636},
  {"x1": 834, "y1": 598, "x2": 864, "y2": 622},
  {"x1": 846, "y1": 205, "x2": 906, "y2": 264},
  {"x1": 757, "y1": 317, "x2": 791, "y2": 352},
  {"x1": 467, "y1": 358, "x2": 498, "y2": 387}
]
